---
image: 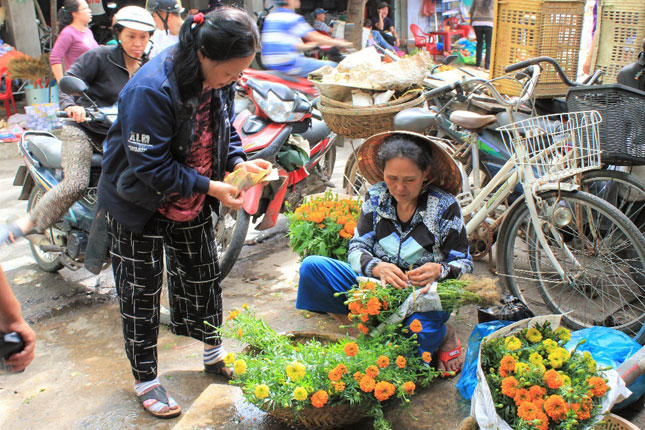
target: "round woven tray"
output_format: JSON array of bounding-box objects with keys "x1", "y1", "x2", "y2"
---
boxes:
[{"x1": 318, "y1": 92, "x2": 426, "y2": 139}]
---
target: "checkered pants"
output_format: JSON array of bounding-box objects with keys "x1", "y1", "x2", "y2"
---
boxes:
[{"x1": 107, "y1": 208, "x2": 223, "y2": 382}]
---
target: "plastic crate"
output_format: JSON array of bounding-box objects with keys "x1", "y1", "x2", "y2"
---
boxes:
[
  {"x1": 489, "y1": 0, "x2": 585, "y2": 98},
  {"x1": 566, "y1": 84, "x2": 645, "y2": 165},
  {"x1": 592, "y1": 0, "x2": 645, "y2": 84}
]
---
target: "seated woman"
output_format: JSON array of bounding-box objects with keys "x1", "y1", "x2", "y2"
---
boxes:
[{"x1": 297, "y1": 131, "x2": 473, "y2": 376}]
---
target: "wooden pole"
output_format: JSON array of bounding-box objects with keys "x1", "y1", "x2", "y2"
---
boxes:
[
  {"x1": 345, "y1": 0, "x2": 365, "y2": 49},
  {"x1": 51, "y1": 0, "x2": 59, "y2": 37}
]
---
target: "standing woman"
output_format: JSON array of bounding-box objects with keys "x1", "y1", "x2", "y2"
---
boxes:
[
  {"x1": 469, "y1": 0, "x2": 495, "y2": 70},
  {"x1": 98, "y1": 8, "x2": 270, "y2": 419},
  {"x1": 49, "y1": 0, "x2": 99, "y2": 83}
]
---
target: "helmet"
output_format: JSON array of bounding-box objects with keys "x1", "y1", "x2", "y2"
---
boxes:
[
  {"x1": 146, "y1": 0, "x2": 183, "y2": 14},
  {"x1": 114, "y1": 6, "x2": 156, "y2": 33}
]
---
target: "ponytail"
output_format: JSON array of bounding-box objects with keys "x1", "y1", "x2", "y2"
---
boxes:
[{"x1": 57, "y1": 0, "x2": 82, "y2": 30}]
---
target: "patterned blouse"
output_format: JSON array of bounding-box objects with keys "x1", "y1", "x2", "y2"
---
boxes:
[{"x1": 348, "y1": 182, "x2": 473, "y2": 280}]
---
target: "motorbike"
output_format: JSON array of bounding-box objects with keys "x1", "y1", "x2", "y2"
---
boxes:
[
  {"x1": 12, "y1": 76, "x2": 114, "y2": 272},
  {"x1": 214, "y1": 75, "x2": 339, "y2": 279}
]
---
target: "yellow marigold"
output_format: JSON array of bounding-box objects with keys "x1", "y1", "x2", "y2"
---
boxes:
[
  {"x1": 544, "y1": 394, "x2": 568, "y2": 422},
  {"x1": 328, "y1": 368, "x2": 342, "y2": 382},
  {"x1": 409, "y1": 319, "x2": 423, "y2": 333},
  {"x1": 353, "y1": 371, "x2": 363, "y2": 382},
  {"x1": 366, "y1": 297, "x2": 382, "y2": 316},
  {"x1": 528, "y1": 385, "x2": 546, "y2": 402},
  {"x1": 501, "y1": 376, "x2": 519, "y2": 398},
  {"x1": 311, "y1": 390, "x2": 328, "y2": 408},
  {"x1": 517, "y1": 401, "x2": 539, "y2": 422},
  {"x1": 377, "y1": 355, "x2": 390, "y2": 368},
  {"x1": 514, "y1": 388, "x2": 531, "y2": 407},
  {"x1": 286, "y1": 362, "x2": 306, "y2": 381},
  {"x1": 241, "y1": 303, "x2": 248, "y2": 309},
  {"x1": 515, "y1": 362, "x2": 530, "y2": 377},
  {"x1": 529, "y1": 352, "x2": 543, "y2": 366},
  {"x1": 561, "y1": 373, "x2": 571, "y2": 387},
  {"x1": 227, "y1": 310, "x2": 240, "y2": 321},
  {"x1": 223, "y1": 352, "x2": 235, "y2": 366},
  {"x1": 588, "y1": 376, "x2": 609, "y2": 397},
  {"x1": 544, "y1": 369, "x2": 563, "y2": 389},
  {"x1": 504, "y1": 336, "x2": 522, "y2": 351},
  {"x1": 233, "y1": 359, "x2": 247, "y2": 375},
  {"x1": 293, "y1": 387, "x2": 308, "y2": 401},
  {"x1": 334, "y1": 382, "x2": 346, "y2": 392},
  {"x1": 402, "y1": 381, "x2": 416, "y2": 395},
  {"x1": 374, "y1": 381, "x2": 396, "y2": 401},
  {"x1": 555, "y1": 327, "x2": 571, "y2": 343},
  {"x1": 525, "y1": 328, "x2": 543, "y2": 343},
  {"x1": 396, "y1": 355, "x2": 406, "y2": 369},
  {"x1": 366, "y1": 365, "x2": 379, "y2": 379},
  {"x1": 422, "y1": 351, "x2": 432, "y2": 363},
  {"x1": 254, "y1": 384, "x2": 270, "y2": 400},
  {"x1": 344, "y1": 342, "x2": 359, "y2": 357},
  {"x1": 542, "y1": 339, "x2": 558, "y2": 354},
  {"x1": 360, "y1": 375, "x2": 376, "y2": 392}
]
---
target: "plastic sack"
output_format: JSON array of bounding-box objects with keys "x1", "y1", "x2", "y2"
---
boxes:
[
  {"x1": 565, "y1": 326, "x2": 645, "y2": 410},
  {"x1": 277, "y1": 134, "x2": 310, "y2": 172},
  {"x1": 477, "y1": 295, "x2": 534, "y2": 324},
  {"x1": 471, "y1": 315, "x2": 632, "y2": 430},
  {"x1": 456, "y1": 320, "x2": 514, "y2": 399}
]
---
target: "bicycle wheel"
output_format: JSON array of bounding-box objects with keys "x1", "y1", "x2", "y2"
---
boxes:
[
  {"x1": 497, "y1": 190, "x2": 645, "y2": 339},
  {"x1": 342, "y1": 151, "x2": 369, "y2": 198}
]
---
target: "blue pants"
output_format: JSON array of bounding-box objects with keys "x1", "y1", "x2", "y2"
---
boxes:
[{"x1": 297, "y1": 255, "x2": 450, "y2": 356}]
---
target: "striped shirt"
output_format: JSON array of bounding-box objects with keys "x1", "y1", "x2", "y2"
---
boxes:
[{"x1": 261, "y1": 8, "x2": 313, "y2": 73}]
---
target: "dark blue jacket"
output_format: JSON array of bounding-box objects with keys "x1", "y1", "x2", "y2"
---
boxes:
[{"x1": 98, "y1": 47, "x2": 246, "y2": 233}]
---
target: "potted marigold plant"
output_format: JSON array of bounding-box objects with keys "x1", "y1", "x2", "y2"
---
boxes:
[{"x1": 285, "y1": 190, "x2": 361, "y2": 261}]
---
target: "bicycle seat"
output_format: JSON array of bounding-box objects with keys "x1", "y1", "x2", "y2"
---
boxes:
[{"x1": 450, "y1": 111, "x2": 497, "y2": 130}]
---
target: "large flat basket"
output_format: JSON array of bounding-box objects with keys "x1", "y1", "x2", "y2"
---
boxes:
[{"x1": 497, "y1": 111, "x2": 602, "y2": 185}]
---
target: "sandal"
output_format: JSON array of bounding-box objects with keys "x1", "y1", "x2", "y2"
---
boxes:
[
  {"x1": 437, "y1": 337, "x2": 463, "y2": 378},
  {"x1": 138, "y1": 384, "x2": 182, "y2": 419},
  {"x1": 204, "y1": 360, "x2": 235, "y2": 380}
]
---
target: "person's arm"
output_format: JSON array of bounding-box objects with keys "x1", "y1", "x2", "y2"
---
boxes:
[
  {"x1": 0, "y1": 266, "x2": 35, "y2": 372},
  {"x1": 303, "y1": 31, "x2": 352, "y2": 49},
  {"x1": 58, "y1": 48, "x2": 102, "y2": 119},
  {"x1": 373, "y1": 14, "x2": 385, "y2": 30},
  {"x1": 49, "y1": 29, "x2": 71, "y2": 80},
  {"x1": 51, "y1": 64, "x2": 64, "y2": 84}
]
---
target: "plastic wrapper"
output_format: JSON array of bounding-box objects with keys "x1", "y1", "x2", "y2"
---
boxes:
[{"x1": 224, "y1": 165, "x2": 275, "y2": 193}]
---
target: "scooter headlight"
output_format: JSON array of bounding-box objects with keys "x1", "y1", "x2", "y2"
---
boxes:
[{"x1": 255, "y1": 90, "x2": 306, "y2": 123}]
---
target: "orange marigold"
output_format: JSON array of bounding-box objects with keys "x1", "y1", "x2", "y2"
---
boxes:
[
  {"x1": 402, "y1": 381, "x2": 415, "y2": 395},
  {"x1": 501, "y1": 376, "x2": 519, "y2": 398},
  {"x1": 409, "y1": 319, "x2": 423, "y2": 333},
  {"x1": 308, "y1": 212, "x2": 325, "y2": 224},
  {"x1": 366, "y1": 297, "x2": 382, "y2": 316},
  {"x1": 377, "y1": 355, "x2": 390, "y2": 368},
  {"x1": 396, "y1": 355, "x2": 406, "y2": 369},
  {"x1": 535, "y1": 411, "x2": 550, "y2": 430},
  {"x1": 544, "y1": 395, "x2": 568, "y2": 422},
  {"x1": 328, "y1": 368, "x2": 342, "y2": 382},
  {"x1": 353, "y1": 371, "x2": 363, "y2": 382},
  {"x1": 366, "y1": 365, "x2": 379, "y2": 379},
  {"x1": 360, "y1": 375, "x2": 376, "y2": 393},
  {"x1": 343, "y1": 221, "x2": 356, "y2": 235},
  {"x1": 339, "y1": 229, "x2": 353, "y2": 239},
  {"x1": 344, "y1": 342, "x2": 358, "y2": 357},
  {"x1": 374, "y1": 381, "x2": 396, "y2": 401},
  {"x1": 382, "y1": 300, "x2": 389, "y2": 310},
  {"x1": 360, "y1": 314, "x2": 369, "y2": 322},
  {"x1": 334, "y1": 382, "x2": 346, "y2": 392},
  {"x1": 514, "y1": 388, "x2": 531, "y2": 407},
  {"x1": 544, "y1": 369, "x2": 563, "y2": 389},
  {"x1": 571, "y1": 402, "x2": 591, "y2": 421},
  {"x1": 358, "y1": 323, "x2": 369, "y2": 335},
  {"x1": 336, "y1": 364, "x2": 348, "y2": 375},
  {"x1": 517, "y1": 401, "x2": 539, "y2": 422},
  {"x1": 588, "y1": 376, "x2": 609, "y2": 397},
  {"x1": 528, "y1": 385, "x2": 547, "y2": 402},
  {"x1": 363, "y1": 281, "x2": 376, "y2": 290},
  {"x1": 348, "y1": 301, "x2": 361, "y2": 315},
  {"x1": 422, "y1": 351, "x2": 432, "y2": 363},
  {"x1": 499, "y1": 355, "x2": 516, "y2": 375},
  {"x1": 311, "y1": 390, "x2": 329, "y2": 408}
]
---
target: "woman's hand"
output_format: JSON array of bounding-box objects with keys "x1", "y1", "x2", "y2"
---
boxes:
[
  {"x1": 234, "y1": 159, "x2": 272, "y2": 174},
  {"x1": 372, "y1": 262, "x2": 408, "y2": 289},
  {"x1": 4, "y1": 319, "x2": 36, "y2": 372},
  {"x1": 65, "y1": 106, "x2": 86, "y2": 123},
  {"x1": 208, "y1": 181, "x2": 244, "y2": 210},
  {"x1": 407, "y1": 262, "x2": 442, "y2": 292}
]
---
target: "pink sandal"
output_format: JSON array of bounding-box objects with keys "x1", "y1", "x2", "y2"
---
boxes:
[{"x1": 437, "y1": 337, "x2": 462, "y2": 378}]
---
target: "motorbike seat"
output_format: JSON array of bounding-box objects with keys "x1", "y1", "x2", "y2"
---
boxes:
[
  {"x1": 26, "y1": 132, "x2": 102, "y2": 169},
  {"x1": 450, "y1": 110, "x2": 497, "y2": 130},
  {"x1": 394, "y1": 107, "x2": 441, "y2": 132}
]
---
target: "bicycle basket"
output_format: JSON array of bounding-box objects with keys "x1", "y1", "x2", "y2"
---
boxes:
[
  {"x1": 497, "y1": 111, "x2": 602, "y2": 185},
  {"x1": 566, "y1": 84, "x2": 645, "y2": 166}
]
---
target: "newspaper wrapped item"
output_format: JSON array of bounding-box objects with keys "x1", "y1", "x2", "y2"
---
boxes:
[{"x1": 224, "y1": 165, "x2": 276, "y2": 192}]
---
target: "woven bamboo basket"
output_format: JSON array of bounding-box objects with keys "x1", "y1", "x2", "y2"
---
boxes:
[
  {"x1": 318, "y1": 92, "x2": 426, "y2": 139},
  {"x1": 593, "y1": 413, "x2": 641, "y2": 430},
  {"x1": 320, "y1": 89, "x2": 421, "y2": 109}
]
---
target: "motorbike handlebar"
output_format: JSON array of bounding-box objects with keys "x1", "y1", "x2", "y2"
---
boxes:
[
  {"x1": 424, "y1": 81, "x2": 462, "y2": 99},
  {"x1": 56, "y1": 111, "x2": 67, "y2": 118}
]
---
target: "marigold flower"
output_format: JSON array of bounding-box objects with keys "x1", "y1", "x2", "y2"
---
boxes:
[
  {"x1": 254, "y1": 384, "x2": 270, "y2": 399},
  {"x1": 227, "y1": 310, "x2": 240, "y2": 321},
  {"x1": 588, "y1": 376, "x2": 609, "y2": 397},
  {"x1": 308, "y1": 211, "x2": 325, "y2": 224},
  {"x1": 396, "y1": 355, "x2": 406, "y2": 369},
  {"x1": 336, "y1": 363, "x2": 348, "y2": 375},
  {"x1": 513, "y1": 388, "x2": 531, "y2": 407},
  {"x1": 366, "y1": 297, "x2": 382, "y2": 316},
  {"x1": 233, "y1": 359, "x2": 247, "y2": 375},
  {"x1": 223, "y1": 352, "x2": 235, "y2": 366},
  {"x1": 544, "y1": 369, "x2": 563, "y2": 389},
  {"x1": 310, "y1": 390, "x2": 328, "y2": 408},
  {"x1": 358, "y1": 323, "x2": 369, "y2": 335},
  {"x1": 334, "y1": 382, "x2": 346, "y2": 392},
  {"x1": 339, "y1": 229, "x2": 353, "y2": 239},
  {"x1": 409, "y1": 319, "x2": 423, "y2": 333},
  {"x1": 344, "y1": 342, "x2": 358, "y2": 357},
  {"x1": 363, "y1": 281, "x2": 376, "y2": 290},
  {"x1": 517, "y1": 401, "x2": 538, "y2": 421},
  {"x1": 241, "y1": 303, "x2": 248, "y2": 309},
  {"x1": 535, "y1": 411, "x2": 550, "y2": 430},
  {"x1": 360, "y1": 314, "x2": 369, "y2": 322},
  {"x1": 542, "y1": 339, "x2": 558, "y2": 353},
  {"x1": 374, "y1": 381, "x2": 396, "y2": 401},
  {"x1": 366, "y1": 365, "x2": 379, "y2": 379},
  {"x1": 293, "y1": 387, "x2": 308, "y2": 401},
  {"x1": 571, "y1": 402, "x2": 591, "y2": 420},
  {"x1": 554, "y1": 327, "x2": 571, "y2": 343},
  {"x1": 377, "y1": 355, "x2": 390, "y2": 368},
  {"x1": 343, "y1": 221, "x2": 356, "y2": 235},
  {"x1": 328, "y1": 368, "x2": 342, "y2": 382},
  {"x1": 515, "y1": 362, "x2": 530, "y2": 376},
  {"x1": 544, "y1": 394, "x2": 568, "y2": 421},
  {"x1": 360, "y1": 375, "x2": 376, "y2": 392},
  {"x1": 501, "y1": 376, "x2": 519, "y2": 398},
  {"x1": 528, "y1": 385, "x2": 546, "y2": 402},
  {"x1": 237, "y1": 328, "x2": 243, "y2": 337},
  {"x1": 504, "y1": 336, "x2": 522, "y2": 351},
  {"x1": 500, "y1": 355, "x2": 516, "y2": 375},
  {"x1": 353, "y1": 371, "x2": 363, "y2": 381},
  {"x1": 525, "y1": 327, "x2": 543, "y2": 343},
  {"x1": 402, "y1": 381, "x2": 416, "y2": 395},
  {"x1": 422, "y1": 351, "x2": 432, "y2": 363},
  {"x1": 286, "y1": 362, "x2": 306, "y2": 381},
  {"x1": 528, "y1": 352, "x2": 543, "y2": 366},
  {"x1": 382, "y1": 300, "x2": 389, "y2": 310}
]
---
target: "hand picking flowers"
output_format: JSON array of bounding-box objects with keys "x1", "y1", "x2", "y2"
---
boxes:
[
  {"x1": 479, "y1": 321, "x2": 612, "y2": 430},
  {"x1": 286, "y1": 190, "x2": 361, "y2": 261},
  {"x1": 214, "y1": 305, "x2": 440, "y2": 430}
]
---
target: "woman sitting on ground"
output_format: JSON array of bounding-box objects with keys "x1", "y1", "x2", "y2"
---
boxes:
[{"x1": 297, "y1": 131, "x2": 473, "y2": 375}]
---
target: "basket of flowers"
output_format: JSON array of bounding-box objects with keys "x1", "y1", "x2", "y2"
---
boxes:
[
  {"x1": 285, "y1": 190, "x2": 361, "y2": 261},
  {"x1": 472, "y1": 315, "x2": 633, "y2": 430}
]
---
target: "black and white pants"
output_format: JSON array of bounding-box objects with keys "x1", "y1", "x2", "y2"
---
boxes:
[{"x1": 107, "y1": 208, "x2": 223, "y2": 382}]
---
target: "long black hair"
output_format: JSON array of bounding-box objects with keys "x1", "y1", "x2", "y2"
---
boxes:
[
  {"x1": 58, "y1": 0, "x2": 82, "y2": 30},
  {"x1": 377, "y1": 135, "x2": 433, "y2": 173},
  {"x1": 173, "y1": 7, "x2": 260, "y2": 114}
]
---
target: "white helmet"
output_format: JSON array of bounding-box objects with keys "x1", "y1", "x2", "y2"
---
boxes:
[{"x1": 114, "y1": 6, "x2": 156, "y2": 33}]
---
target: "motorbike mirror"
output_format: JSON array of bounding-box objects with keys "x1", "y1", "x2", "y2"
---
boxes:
[
  {"x1": 442, "y1": 55, "x2": 458, "y2": 65},
  {"x1": 59, "y1": 76, "x2": 89, "y2": 96}
]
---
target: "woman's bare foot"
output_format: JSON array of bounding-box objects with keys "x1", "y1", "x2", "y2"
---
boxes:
[{"x1": 436, "y1": 323, "x2": 464, "y2": 374}]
